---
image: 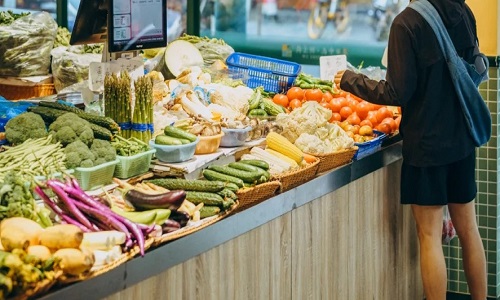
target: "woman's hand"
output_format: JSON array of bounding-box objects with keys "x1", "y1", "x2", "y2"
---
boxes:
[{"x1": 333, "y1": 70, "x2": 346, "y2": 86}]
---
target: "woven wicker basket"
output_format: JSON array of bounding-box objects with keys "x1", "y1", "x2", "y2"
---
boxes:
[
  {"x1": 234, "y1": 180, "x2": 281, "y2": 212},
  {"x1": 308, "y1": 146, "x2": 358, "y2": 174},
  {"x1": 58, "y1": 238, "x2": 155, "y2": 285},
  {"x1": 0, "y1": 83, "x2": 55, "y2": 100},
  {"x1": 271, "y1": 158, "x2": 320, "y2": 192},
  {"x1": 153, "y1": 202, "x2": 239, "y2": 246}
]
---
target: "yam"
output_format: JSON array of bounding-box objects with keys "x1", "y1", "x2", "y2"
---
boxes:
[
  {"x1": 27, "y1": 245, "x2": 52, "y2": 261},
  {"x1": 53, "y1": 248, "x2": 94, "y2": 276},
  {"x1": 39, "y1": 224, "x2": 83, "y2": 250},
  {"x1": 0, "y1": 218, "x2": 43, "y2": 250}
]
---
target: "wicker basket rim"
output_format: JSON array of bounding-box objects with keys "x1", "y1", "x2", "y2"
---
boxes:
[
  {"x1": 305, "y1": 146, "x2": 359, "y2": 158},
  {"x1": 271, "y1": 158, "x2": 320, "y2": 180}
]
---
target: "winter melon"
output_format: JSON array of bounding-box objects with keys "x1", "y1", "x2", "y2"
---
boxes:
[{"x1": 155, "y1": 40, "x2": 204, "y2": 79}]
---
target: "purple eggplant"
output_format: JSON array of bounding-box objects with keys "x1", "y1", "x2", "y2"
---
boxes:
[
  {"x1": 124, "y1": 189, "x2": 186, "y2": 211},
  {"x1": 169, "y1": 211, "x2": 190, "y2": 228}
]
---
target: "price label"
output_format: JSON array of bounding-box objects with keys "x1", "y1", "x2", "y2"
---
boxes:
[
  {"x1": 88, "y1": 62, "x2": 109, "y2": 92},
  {"x1": 319, "y1": 55, "x2": 347, "y2": 81}
]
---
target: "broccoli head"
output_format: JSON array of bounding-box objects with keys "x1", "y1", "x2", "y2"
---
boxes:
[
  {"x1": 49, "y1": 113, "x2": 94, "y2": 146},
  {"x1": 64, "y1": 140, "x2": 95, "y2": 169},
  {"x1": 90, "y1": 139, "x2": 116, "y2": 165},
  {"x1": 4, "y1": 112, "x2": 48, "y2": 145}
]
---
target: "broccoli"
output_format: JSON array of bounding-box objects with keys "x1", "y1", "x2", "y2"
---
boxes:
[
  {"x1": 90, "y1": 139, "x2": 116, "y2": 165},
  {"x1": 4, "y1": 112, "x2": 48, "y2": 145},
  {"x1": 64, "y1": 140, "x2": 95, "y2": 169},
  {"x1": 49, "y1": 113, "x2": 94, "y2": 146}
]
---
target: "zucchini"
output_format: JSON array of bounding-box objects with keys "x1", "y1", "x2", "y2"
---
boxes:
[
  {"x1": 228, "y1": 162, "x2": 270, "y2": 181},
  {"x1": 202, "y1": 169, "x2": 244, "y2": 188},
  {"x1": 217, "y1": 188, "x2": 238, "y2": 200},
  {"x1": 207, "y1": 165, "x2": 262, "y2": 184},
  {"x1": 38, "y1": 101, "x2": 120, "y2": 132},
  {"x1": 248, "y1": 109, "x2": 268, "y2": 117},
  {"x1": 90, "y1": 123, "x2": 113, "y2": 141},
  {"x1": 155, "y1": 134, "x2": 183, "y2": 145},
  {"x1": 199, "y1": 206, "x2": 221, "y2": 219},
  {"x1": 261, "y1": 98, "x2": 285, "y2": 116},
  {"x1": 224, "y1": 183, "x2": 240, "y2": 192},
  {"x1": 164, "y1": 126, "x2": 197, "y2": 142},
  {"x1": 185, "y1": 191, "x2": 224, "y2": 206},
  {"x1": 240, "y1": 159, "x2": 270, "y2": 170},
  {"x1": 145, "y1": 179, "x2": 225, "y2": 192}
]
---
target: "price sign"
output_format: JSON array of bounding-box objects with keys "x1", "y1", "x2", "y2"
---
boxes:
[{"x1": 319, "y1": 55, "x2": 347, "y2": 81}]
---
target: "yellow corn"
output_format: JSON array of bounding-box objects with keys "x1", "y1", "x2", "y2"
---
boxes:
[
  {"x1": 265, "y1": 148, "x2": 299, "y2": 168},
  {"x1": 266, "y1": 132, "x2": 304, "y2": 163}
]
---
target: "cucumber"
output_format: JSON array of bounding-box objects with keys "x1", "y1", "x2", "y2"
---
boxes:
[
  {"x1": 240, "y1": 159, "x2": 270, "y2": 170},
  {"x1": 164, "y1": 126, "x2": 197, "y2": 142},
  {"x1": 202, "y1": 169, "x2": 244, "y2": 188},
  {"x1": 145, "y1": 179, "x2": 225, "y2": 192},
  {"x1": 185, "y1": 191, "x2": 224, "y2": 206},
  {"x1": 179, "y1": 138, "x2": 192, "y2": 144},
  {"x1": 222, "y1": 198, "x2": 235, "y2": 210},
  {"x1": 224, "y1": 183, "x2": 240, "y2": 192},
  {"x1": 207, "y1": 165, "x2": 262, "y2": 183},
  {"x1": 155, "y1": 134, "x2": 183, "y2": 145},
  {"x1": 217, "y1": 188, "x2": 238, "y2": 200},
  {"x1": 199, "y1": 206, "x2": 221, "y2": 219},
  {"x1": 229, "y1": 162, "x2": 270, "y2": 181}
]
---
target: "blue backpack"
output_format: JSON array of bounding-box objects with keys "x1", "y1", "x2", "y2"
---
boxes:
[{"x1": 409, "y1": 0, "x2": 491, "y2": 147}]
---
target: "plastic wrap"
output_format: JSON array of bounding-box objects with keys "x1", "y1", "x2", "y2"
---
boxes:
[
  {"x1": 51, "y1": 45, "x2": 102, "y2": 92},
  {"x1": 442, "y1": 206, "x2": 457, "y2": 244},
  {"x1": 0, "y1": 12, "x2": 57, "y2": 77}
]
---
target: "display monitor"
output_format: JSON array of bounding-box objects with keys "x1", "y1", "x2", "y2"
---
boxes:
[
  {"x1": 70, "y1": 0, "x2": 167, "y2": 53},
  {"x1": 108, "y1": 0, "x2": 167, "y2": 52}
]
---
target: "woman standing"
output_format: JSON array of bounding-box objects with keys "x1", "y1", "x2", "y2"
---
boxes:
[{"x1": 334, "y1": 0, "x2": 487, "y2": 299}]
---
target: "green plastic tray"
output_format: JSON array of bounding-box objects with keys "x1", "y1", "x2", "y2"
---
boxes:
[
  {"x1": 74, "y1": 159, "x2": 119, "y2": 191},
  {"x1": 114, "y1": 149, "x2": 156, "y2": 179}
]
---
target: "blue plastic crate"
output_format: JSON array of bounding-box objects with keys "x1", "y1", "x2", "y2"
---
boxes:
[
  {"x1": 353, "y1": 130, "x2": 387, "y2": 160},
  {"x1": 226, "y1": 52, "x2": 301, "y2": 93}
]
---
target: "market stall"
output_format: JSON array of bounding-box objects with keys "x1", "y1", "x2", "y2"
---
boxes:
[{"x1": 0, "y1": 12, "x2": 413, "y2": 298}]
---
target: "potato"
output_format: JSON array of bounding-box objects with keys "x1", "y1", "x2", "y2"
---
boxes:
[
  {"x1": 27, "y1": 245, "x2": 52, "y2": 261},
  {"x1": 39, "y1": 224, "x2": 83, "y2": 250},
  {"x1": 0, "y1": 217, "x2": 43, "y2": 250},
  {"x1": 359, "y1": 125, "x2": 373, "y2": 137},
  {"x1": 53, "y1": 248, "x2": 94, "y2": 276}
]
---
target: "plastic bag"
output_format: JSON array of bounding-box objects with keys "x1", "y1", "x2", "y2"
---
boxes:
[
  {"x1": 442, "y1": 206, "x2": 457, "y2": 244},
  {"x1": 51, "y1": 46, "x2": 102, "y2": 92},
  {"x1": 346, "y1": 62, "x2": 387, "y2": 81},
  {"x1": 0, "y1": 98, "x2": 34, "y2": 145},
  {"x1": 0, "y1": 12, "x2": 57, "y2": 77}
]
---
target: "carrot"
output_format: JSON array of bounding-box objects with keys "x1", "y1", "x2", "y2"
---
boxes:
[{"x1": 303, "y1": 153, "x2": 317, "y2": 164}]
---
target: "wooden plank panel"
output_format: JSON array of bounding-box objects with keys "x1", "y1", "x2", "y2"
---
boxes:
[{"x1": 291, "y1": 185, "x2": 350, "y2": 300}]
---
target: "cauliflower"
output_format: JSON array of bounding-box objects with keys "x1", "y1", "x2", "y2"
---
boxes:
[
  {"x1": 90, "y1": 139, "x2": 116, "y2": 164},
  {"x1": 64, "y1": 140, "x2": 95, "y2": 169},
  {"x1": 49, "y1": 113, "x2": 94, "y2": 146},
  {"x1": 4, "y1": 112, "x2": 48, "y2": 145},
  {"x1": 294, "y1": 134, "x2": 327, "y2": 154},
  {"x1": 204, "y1": 83, "x2": 252, "y2": 115}
]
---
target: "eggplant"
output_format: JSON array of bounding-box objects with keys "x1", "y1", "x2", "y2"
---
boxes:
[
  {"x1": 169, "y1": 211, "x2": 190, "y2": 227},
  {"x1": 125, "y1": 189, "x2": 186, "y2": 211}
]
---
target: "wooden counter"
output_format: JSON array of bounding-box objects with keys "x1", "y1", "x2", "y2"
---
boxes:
[{"x1": 41, "y1": 142, "x2": 424, "y2": 300}]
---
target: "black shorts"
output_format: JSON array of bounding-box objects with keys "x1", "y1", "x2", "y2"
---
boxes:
[{"x1": 400, "y1": 151, "x2": 477, "y2": 206}]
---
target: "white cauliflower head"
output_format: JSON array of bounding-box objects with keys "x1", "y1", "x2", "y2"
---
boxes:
[{"x1": 294, "y1": 133, "x2": 327, "y2": 154}]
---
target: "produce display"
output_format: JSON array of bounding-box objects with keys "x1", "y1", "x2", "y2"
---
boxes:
[{"x1": 0, "y1": 31, "x2": 402, "y2": 299}]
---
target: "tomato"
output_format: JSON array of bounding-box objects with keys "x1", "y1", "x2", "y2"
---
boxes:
[
  {"x1": 330, "y1": 112, "x2": 342, "y2": 122},
  {"x1": 376, "y1": 122, "x2": 392, "y2": 134},
  {"x1": 337, "y1": 97, "x2": 348, "y2": 108},
  {"x1": 273, "y1": 94, "x2": 289, "y2": 108},
  {"x1": 339, "y1": 106, "x2": 353, "y2": 120},
  {"x1": 381, "y1": 117, "x2": 397, "y2": 132},
  {"x1": 329, "y1": 98, "x2": 342, "y2": 113},
  {"x1": 375, "y1": 107, "x2": 393, "y2": 123},
  {"x1": 320, "y1": 101, "x2": 333, "y2": 111},
  {"x1": 359, "y1": 119, "x2": 373, "y2": 128},
  {"x1": 287, "y1": 87, "x2": 304, "y2": 101},
  {"x1": 289, "y1": 99, "x2": 302, "y2": 110},
  {"x1": 366, "y1": 111, "x2": 379, "y2": 127},
  {"x1": 333, "y1": 90, "x2": 348, "y2": 98},
  {"x1": 322, "y1": 91, "x2": 334, "y2": 103},
  {"x1": 355, "y1": 101, "x2": 371, "y2": 120},
  {"x1": 346, "y1": 113, "x2": 361, "y2": 126},
  {"x1": 346, "y1": 97, "x2": 358, "y2": 111},
  {"x1": 304, "y1": 89, "x2": 324, "y2": 102}
]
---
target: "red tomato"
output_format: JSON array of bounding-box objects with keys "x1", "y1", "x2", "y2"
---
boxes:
[
  {"x1": 287, "y1": 87, "x2": 304, "y2": 101},
  {"x1": 346, "y1": 113, "x2": 361, "y2": 126},
  {"x1": 376, "y1": 122, "x2": 392, "y2": 134},
  {"x1": 330, "y1": 112, "x2": 342, "y2": 122},
  {"x1": 375, "y1": 107, "x2": 393, "y2": 123},
  {"x1": 381, "y1": 117, "x2": 397, "y2": 132},
  {"x1": 273, "y1": 94, "x2": 289, "y2": 108},
  {"x1": 329, "y1": 98, "x2": 342, "y2": 113},
  {"x1": 304, "y1": 89, "x2": 324, "y2": 102},
  {"x1": 289, "y1": 99, "x2": 302, "y2": 110},
  {"x1": 366, "y1": 111, "x2": 379, "y2": 127},
  {"x1": 339, "y1": 106, "x2": 353, "y2": 120},
  {"x1": 322, "y1": 91, "x2": 334, "y2": 103},
  {"x1": 359, "y1": 119, "x2": 373, "y2": 128},
  {"x1": 355, "y1": 101, "x2": 371, "y2": 120}
]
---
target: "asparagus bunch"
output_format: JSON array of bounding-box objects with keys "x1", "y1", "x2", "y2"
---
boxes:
[
  {"x1": 104, "y1": 72, "x2": 132, "y2": 138},
  {"x1": 131, "y1": 76, "x2": 153, "y2": 143}
]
